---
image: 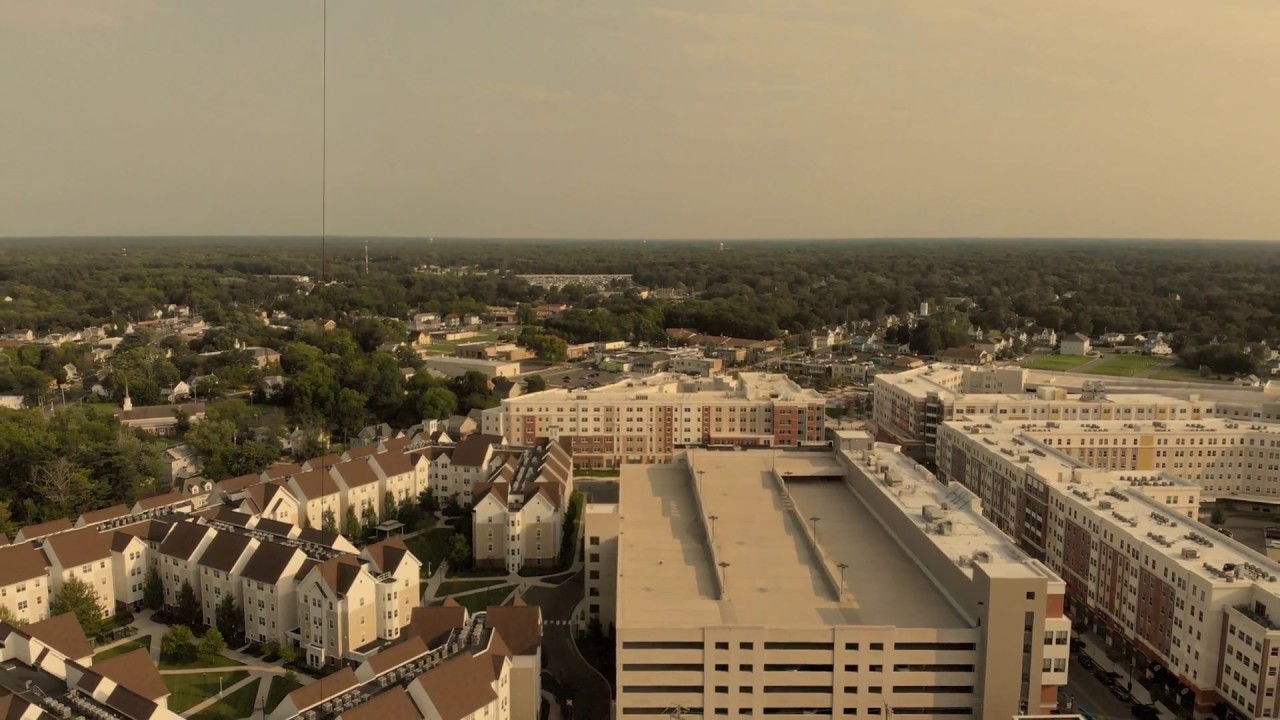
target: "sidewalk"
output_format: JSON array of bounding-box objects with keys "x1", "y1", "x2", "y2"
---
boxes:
[{"x1": 1074, "y1": 629, "x2": 1176, "y2": 719}]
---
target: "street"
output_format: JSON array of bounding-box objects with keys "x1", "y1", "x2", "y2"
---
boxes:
[{"x1": 1064, "y1": 655, "x2": 1143, "y2": 719}]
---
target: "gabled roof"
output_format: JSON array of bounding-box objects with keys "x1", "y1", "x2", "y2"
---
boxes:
[
  {"x1": 15, "y1": 517, "x2": 73, "y2": 542},
  {"x1": 332, "y1": 459, "x2": 379, "y2": 489},
  {"x1": 0, "y1": 542, "x2": 50, "y2": 587},
  {"x1": 115, "y1": 518, "x2": 173, "y2": 545},
  {"x1": 92, "y1": 648, "x2": 169, "y2": 701},
  {"x1": 485, "y1": 598, "x2": 543, "y2": 656},
  {"x1": 110, "y1": 531, "x2": 142, "y2": 554},
  {"x1": 337, "y1": 687, "x2": 420, "y2": 720},
  {"x1": 362, "y1": 536, "x2": 415, "y2": 575},
  {"x1": 288, "y1": 468, "x2": 341, "y2": 500},
  {"x1": 44, "y1": 527, "x2": 113, "y2": 569},
  {"x1": 370, "y1": 450, "x2": 418, "y2": 477},
  {"x1": 240, "y1": 541, "x2": 304, "y2": 584},
  {"x1": 415, "y1": 652, "x2": 498, "y2": 720},
  {"x1": 304, "y1": 452, "x2": 345, "y2": 471},
  {"x1": 245, "y1": 482, "x2": 295, "y2": 516},
  {"x1": 364, "y1": 635, "x2": 427, "y2": 676},
  {"x1": 406, "y1": 601, "x2": 467, "y2": 648},
  {"x1": 262, "y1": 462, "x2": 303, "y2": 480},
  {"x1": 471, "y1": 483, "x2": 508, "y2": 508},
  {"x1": 309, "y1": 555, "x2": 365, "y2": 597},
  {"x1": 450, "y1": 434, "x2": 502, "y2": 467},
  {"x1": 26, "y1": 612, "x2": 93, "y2": 660},
  {"x1": 217, "y1": 472, "x2": 263, "y2": 493},
  {"x1": 135, "y1": 490, "x2": 187, "y2": 511},
  {"x1": 78, "y1": 504, "x2": 131, "y2": 526},
  {"x1": 343, "y1": 444, "x2": 380, "y2": 460},
  {"x1": 157, "y1": 522, "x2": 212, "y2": 561},
  {"x1": 284, "y1": 667, "x2": 359, "y2": 714},
  {"x1": 195, "y1": 531, "x2": 254, "y2": 573}
]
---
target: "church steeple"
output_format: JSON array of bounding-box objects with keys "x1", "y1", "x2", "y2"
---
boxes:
[{"x1": 122, "y1": 381, "x2": 132, "y2": 412}]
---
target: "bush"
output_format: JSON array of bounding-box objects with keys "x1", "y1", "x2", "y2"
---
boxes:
[
  {"x1": 162, "y1": 626, "x2": 197, "y2": 664},
  {"x1": 199, "y1": 628, "x2": 227, "y2": 661}
]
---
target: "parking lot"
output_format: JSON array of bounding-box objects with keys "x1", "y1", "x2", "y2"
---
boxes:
[{"x1": 537, "y1": 367, "x2": 625, "y2": 390}]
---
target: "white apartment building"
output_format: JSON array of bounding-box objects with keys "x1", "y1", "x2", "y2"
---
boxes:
[
  {"x1": 359, "y1": 537, "x2": 422, "y2": 642},
  {"x1": 416, "y1": 434, "x2": 503, "y2": 505},
  {"x1": 155, "y1": 522, "x2": 217, "y2": 610},
  {"x1": 608, "y1": 445, "x2": 1071, "y2": 720},
  {"x1": 473, "y1": 438, "x2": 573, "y2": 572},
  {"x1": 937, "y1": 418, "x2": 1280, "y2": 719},
  {"x1": 330, "y1": 458, "x2": 383, "y2": 533},
  {"x1": 487, "y1": 372, "x2": 826, "y2": 468},
  {"x1": 41, "y1": 527, "x2": 117, "y2": 619},
  {"x1": 369, "y1": 450, "x2": 428, "y2": 508},
  {"x1": 110, "y1": 532, "x2": 149, "y2": 611},
  {"x1": 297, "y1": 556, "x2": 380, "y2": 668},
  {"x1": 0, "y1": 542, "x2": 52, "y2": 623},
  {"x1": 284, "y1": 467, "x2": 343, "y2": 531}
]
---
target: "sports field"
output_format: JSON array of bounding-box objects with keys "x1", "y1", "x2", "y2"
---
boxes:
[
  {"x1": 1083, "y1": 355, "x2": 1163, "y2": 377},
  {"x1": 1024, "y1": 353, "x2": 1093, "y2": 371}
]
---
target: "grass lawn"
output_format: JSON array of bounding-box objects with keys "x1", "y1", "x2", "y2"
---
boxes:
[
  {"x1": 406, "y1": 527, "x2": 455, "y2": 573},
  {"x1": 437, "y1": 578, "x2": 509, "y2": 596},
  {"x1": 1084, "y1": 355, "x2": 1163, "y2": 377},
  {"x1": 455, "y1": 585, "x2": 516, "y2": 613},
  {"x1": 1023, "y1": 353, "x2": 1094, "y2": 371},
  {"x1": 159, "y1": 653, "x2": 245, "y2": 671},
  {"x1": 265, "y1": 673, "x2": 306, "y2": 713},
  {"x1": 163, "y1": 671, "x2": 249, "y2": 713},
  {"x1": 92, "y1": 635, "x2": 151, "y2": 663},
  {"x1": 1150, "y1": 366, "x2": 1217, "y2": 382},
  {"x1": 191, "y1": 678, "x2": 260, "y2": 720}
]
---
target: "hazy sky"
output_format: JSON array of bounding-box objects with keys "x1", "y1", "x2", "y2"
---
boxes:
[{"x1": 3, "y1": 0, "x2": 1279, "y2": 240}]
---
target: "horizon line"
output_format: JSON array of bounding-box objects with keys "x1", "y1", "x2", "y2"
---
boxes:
[{"x1": 1, "y1": 234, "x2": 1278, "y2": 244}]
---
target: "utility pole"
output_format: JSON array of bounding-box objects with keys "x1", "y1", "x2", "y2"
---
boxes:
[
  {"x1": 364, "y1": 238, "x2": 370, "y2": 275},
  {"x1": 319, "y1": 0, "x2": 327, "y2": 285}
]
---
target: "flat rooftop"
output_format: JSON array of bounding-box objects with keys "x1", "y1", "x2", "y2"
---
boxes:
[
  {"x1": 618, "y1": 450, "x2": 968, "y2": 630},
  {"x1": 525, "y1": 372, "x2": 822, "y2": 403}
]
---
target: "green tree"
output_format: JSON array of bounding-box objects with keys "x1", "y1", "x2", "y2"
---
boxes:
[
  {"x1": 0, "y1": 604, "x2": 17, "y2": 625},
  {"x1": 525, "y1": 374, "x2": 546, "y2": 393},
  {"x1": 277, "y1": 643, "x2": 298, "y2": 665},
  {"x1": 384, "y1": 491, "x2": 397, "y2": 520},
  {"x1": 144, "y1": 566, "x2": 164, "y2": 611},
  {"x1": 447, "y1": 534, "x2": 471, "y2": 568},
  {"x1": 176, "y1": 580, "x2": 201, "y2": 627},
  {"x1": 51, "y1": 577, "x2": 104, "y2": 638},
  {"x1": 198, "y1": 628, "x2": 227, "y2": 661},
  {"x1": 332, "y1": 388, "x2": 368, "y2": 442},
  {"x1": 215, "y1": 594, "x2": 241, "y2": 642},
  {"x1": 162, "y1": 625, "x2": 196, "y2": 664},
  {"x1": 1211, "y1": 508, "x2": 1227, "y2": 526},
  {"x1": 345, "y1": 506, "x2": 360, "y2": 537},
  {"x1": 321, "y1": 509, "x2": 337, "y2": 534}
]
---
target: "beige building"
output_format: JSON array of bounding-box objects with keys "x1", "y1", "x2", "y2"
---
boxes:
[
  {"x1": 487, "y1": 372, "x2": 826, "y2": 468},
  {"x1": 284, "y1": 467, "x2": 344, "y2": 531},
  {"x1": 240, "y1": 541, "x2": 311, "y2": 646},
  {"x1": 359, "y1": 537, "x2": 422, "y2": 642},
  {"x1": 195, "y1": 531, "x2": 258, "y2": 628},
  {"x1": 297, "y1": 556, "x2": 380, "y2": 667},
  {"x1": 609, "y1": 445, "x2": 1070, "y2": 719},
  {"x1": 416, "y1": 434, "x2": 504, "y2": 506},
  {"x1": 41, "y1": 527, "x2": 116, "y2": 619},
  {"x1": 110, "y1": 532, "x2": 149, "y2": 611},
  {"x1": 0, "y1": 542, "x2": 52, "y2": 623},
  {"x1": 935, "y1": 417, "x2": 1280, "y2": 719},
  {"x1": 155, "y1": 522, "x2": 217, "y2": 609},
  {"x1": 331, "y1": 458, "x2": 383, "y2": 533},
  {"x1": 472, "y1": 438, "x2": 573, "y2": 572},
  {"x1": 873, "y1": 364, "x2": 1212, "y2": 463}
]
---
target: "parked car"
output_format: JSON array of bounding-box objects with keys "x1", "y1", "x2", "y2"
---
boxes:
[
  {"x1": 1109, "y1": 683, "x2": 1134, "y2": 704},
  {"x1": 1077, "y1": 653, "x2": 1096, "y2": 671},
  {"x1": 1131, "y1": 702, "x2": 1160, "y2": 720}
]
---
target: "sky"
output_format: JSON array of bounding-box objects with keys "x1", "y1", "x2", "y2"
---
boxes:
[{"x1": 2, "y1": 0, "x2": 1279, "y2": 240}]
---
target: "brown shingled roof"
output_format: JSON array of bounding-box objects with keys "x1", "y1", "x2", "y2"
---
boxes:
[
  {"x1": 0, "y1": 543, "x2": 50, "y2": 587},
  {"x1": 119, "y1": 401, "x2": 205, "y2": 421},
  {"x1": 157, "y1": 522, "x2": 212, "y2": 561},
  {"x1": 16, "y1": 517, "x2": 73, "y2": 541},
  {"x1": 217, "y1": 472, "x2": 262, "y2": 493},
  {"x1": 310, "y1": 555, "x2": 364, "y2": 597},
  {"x1": 285, "y1": 667, "x2": 359, "y2": 713},
  {"x1": 415, "y1": 652, "x2": 498, "y2": 720},
  {"x1": 25, "y1": 612, "x2": 93, "y2": 661},
  {"x1": 485, "y1": 599, "x2": 542, "y2": 656},
  {"x1": 135, "y1": 490, "x2": 187, "y2": 511},
  {"x1": 115, "y1": 518, "x2": 173, "y2": 545},
  {"x1": 471, "y1": 483, "x2": 508, "y2": 508},
  {"x1": 450, "y1": 434, "x2": 501, "y2": 467},
  {"x1": 288, "y1": 467, "x2": 341, "y2": 500},
  {"x1": 92, "y1": 648, "x2": 169, "y2": 701},
  {"x1": 263, "y1": 462, "x2": 302, "y2": 479},
  {"x1": 304, "y1": 452, "x2": 345, "y2": 471},
  {"x1": 195, "y1": 531, "x2": 254, "y2": 573},
  {"x1": 332, "y1": 459, "x2": 379, "y2": 489},
  {"x1": 405, "y1": 602, "x2": 467, "y2": 648},
  {"x1": 343, "y1": 444, "x2": 379, "y2": 460},
  {"x1": 78, "y1": 504, "x2": 130, "y2": 525},
  {"x1": 44, "y1": 527, "x2": 112, "y2": 569},
  {"x1": 240, "y1": 541, "x2": 304, "y2": 584},
  {"x1": 370, "y1": 451, "x2": 418, "y2": 478},
  {"x1": 337, "y1": 687, "x2": 420, "y2": 720},
  {"x1": 362, "y1": 536, "x2": 413, "y2": 575},
  {"x1": 110, "y1": 531, "x2": 141, "y2": 554},
  {"x1": 364, "y1": 635, "x2": 427, "y2": 675}
]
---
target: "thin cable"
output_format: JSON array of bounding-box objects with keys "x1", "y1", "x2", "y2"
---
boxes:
[{"x1": 320, "y1": 0, "x2": 327, "y2": 284}]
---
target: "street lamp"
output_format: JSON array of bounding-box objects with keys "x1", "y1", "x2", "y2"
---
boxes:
[
  {"x1": 696, "y1": 470, "x2": 705, "y2": 493},
  {"x1": 708, "y1": 515, "x2": 718, "y2": 545},
  {"x1": 837, "y1": 562, "x2": 848, "y2": 597},
  {"x1": 809, "y1": 516, "x2": 821, "y2": 540},
  {"x1": 718, "y1": 561, "x2": 730, "y2": 596}
]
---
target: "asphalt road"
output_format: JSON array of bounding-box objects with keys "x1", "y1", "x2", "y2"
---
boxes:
[
  {"x1": 1065, "y1": 655, "x2": 1158, "y2": 720},
  {"x1": 524, "y1": 571, "x2": 612, "y2": 720}
]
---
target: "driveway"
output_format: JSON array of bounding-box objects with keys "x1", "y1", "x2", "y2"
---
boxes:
[{"x1": 524, "y1": 571, "x2": 611, "y2": 720}]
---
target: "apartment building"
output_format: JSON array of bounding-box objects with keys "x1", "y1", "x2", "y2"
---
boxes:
[
  {"x1": 269, "y1": 599, "x2": 542, "y2": 720},
  {"x1": 195, "y1": 531, "x2": 258, "y2": 628},
  {"x1": 872, "y1": 364, "x2": 1213, "y2": 463},
  {"x1": 416, "y1": 433, "x2": 504, "y2": 505},
  {"x1": 230, "y1": 481, "x2": 300, "y2": 525},
  {"x1": 584, "y1": 501, "x2": 620, "y2": 629},
  {"x1": 331, "y1": 458, "x2": 384, "y2": 533},
  {"x1": 297, "y1": 556, "x2": 380, "y2": 667},
  {"x1": 41, "y1": 527, "x2": 117, "y2": 619},
  {"x1": 936, "y1": 418, "x2": 1280, "y2": 718},
  {"x1": 360, "y1": 537, "x2": 422, "y2": 642},
  {"x1": 155, "y1": 521, "x2": 217, "y2": 609},
  {"x1": 240, "y1": 541, "x2": 311, "y2": 646},
  {"x1": 0, "y1": 542, "x2": 52, "y2": 623},
  {"x1": 487, "y1": 372, "x2": 826, "y2": 468},
  {"x1": 110, "y1": 532, "x2": 149, "y2": 611},
  {"x1": 609, "y1": 445, "x2": 1070, "y2": 720},
  {"x1": 284, "y1": 467, "x2": 344, "y2": 531},
  {"x1": 472, "y1": 438, "x2": 573, "y2": 571},
  {"x1": 369, "y1": 450, "x2": 428, "y2": 508}
]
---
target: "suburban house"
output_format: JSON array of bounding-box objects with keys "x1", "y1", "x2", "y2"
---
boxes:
[
  {"x1": 938, "y1": 346, "x2": 992, "y2": 366},
  {"x1": 116, "y1": 393, "x2": 206, "y2": 436},
  {"x1": 1060, "y1": 332, "x2": 1092, "y2": 356}
]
